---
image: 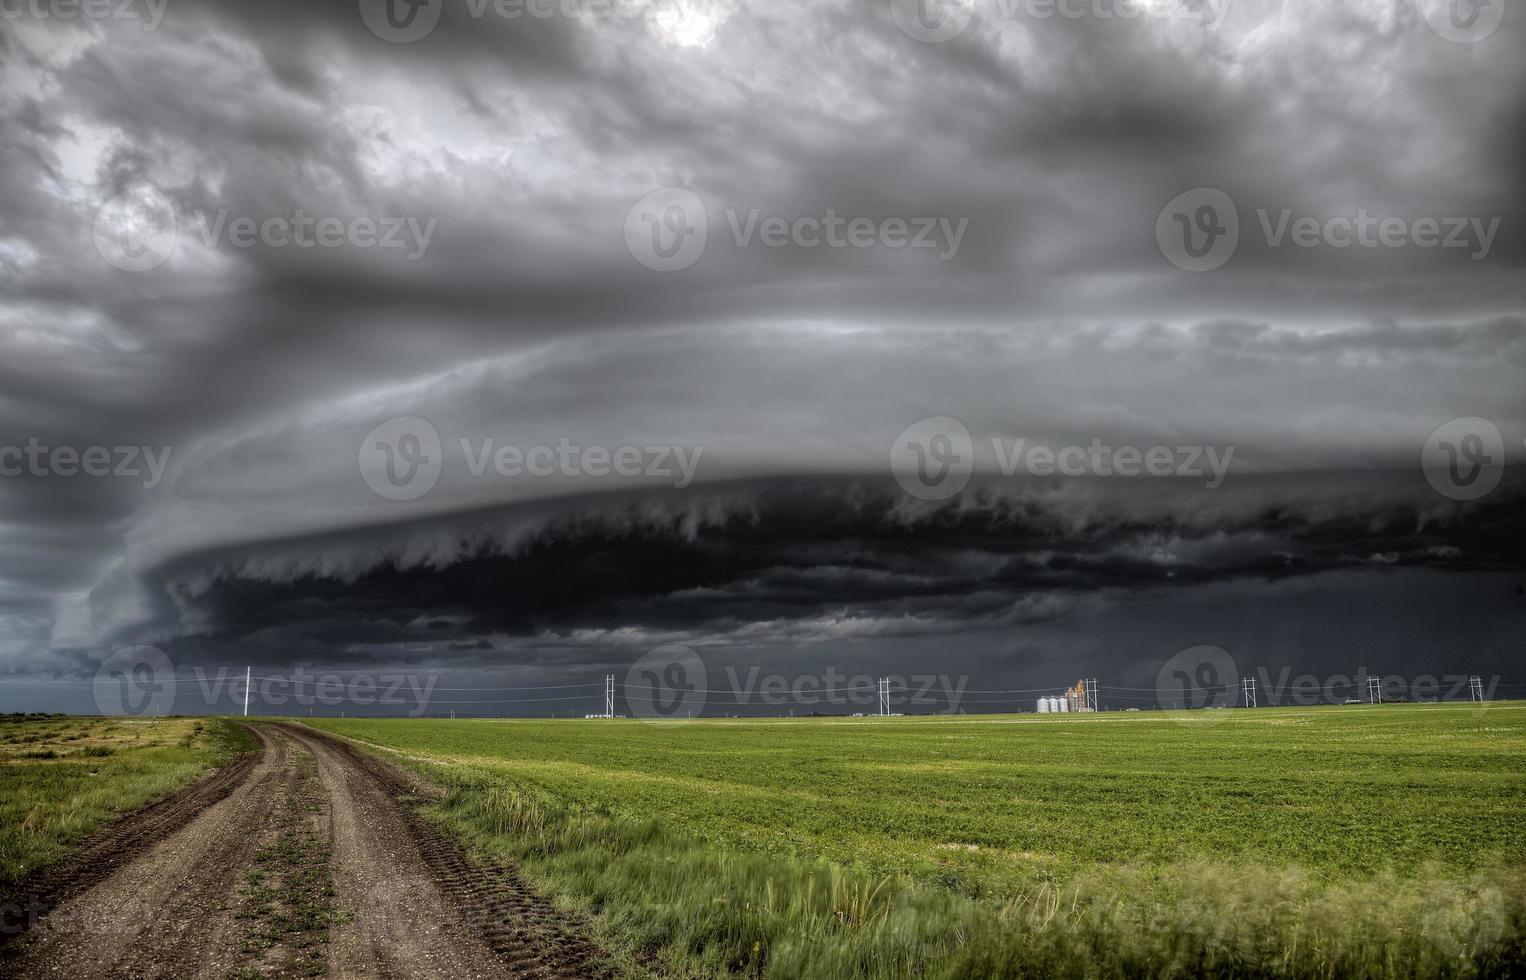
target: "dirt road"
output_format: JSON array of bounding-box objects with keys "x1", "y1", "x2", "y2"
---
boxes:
[{"x1": 1, "y1": 722, "x2": 606, "y2": 979}]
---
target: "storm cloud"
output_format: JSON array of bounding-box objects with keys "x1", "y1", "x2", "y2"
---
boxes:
[{"x1": 0, "y1": 0, "x2": 1522, "y2": 711}]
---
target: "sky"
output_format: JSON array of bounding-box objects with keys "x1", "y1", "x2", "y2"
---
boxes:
[{"x1": 0, "y1": 0, "x2": 1522, "y2": 717}]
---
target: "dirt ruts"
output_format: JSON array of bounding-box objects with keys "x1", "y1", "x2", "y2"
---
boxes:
[
  {"x1": 1, "y1": 722, "x2": 607, "y2": 980},
  {"x1": 1, "y1": 733, "x2": 261, "y2": 934}
]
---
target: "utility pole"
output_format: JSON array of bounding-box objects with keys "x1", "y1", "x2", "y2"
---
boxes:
[{"x1": 243, "y1": 666, "x2": 251, "y2": 717}]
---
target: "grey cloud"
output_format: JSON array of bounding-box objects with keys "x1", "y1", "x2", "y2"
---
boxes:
[{"x1": 0, "y1": 0, "x2": 1523, "y2": 696}]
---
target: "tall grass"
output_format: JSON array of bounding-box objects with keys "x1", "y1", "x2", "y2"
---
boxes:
[
  {"x1": 315, "y1": 708, "x2": 1526, "y2": 978},
  {"x1": 0, "y1": 716, "x2": 254, "y2": 889},
  {"x1": 429, "y1": 771, "x2": 1525, "y2": 978}
]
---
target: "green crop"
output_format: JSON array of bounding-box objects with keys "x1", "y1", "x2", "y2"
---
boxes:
[{"x1": 311, "y1": 703, "x2": 1526, "y2": 978}]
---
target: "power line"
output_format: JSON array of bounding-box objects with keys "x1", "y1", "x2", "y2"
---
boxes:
[{"x1": 248, "y1": 677, "x2": 604, "y2": 692}]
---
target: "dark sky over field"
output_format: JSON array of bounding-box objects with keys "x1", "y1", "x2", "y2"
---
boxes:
[{"x1": 1, "y1": 0, "x2": 1523, "y2": 715}]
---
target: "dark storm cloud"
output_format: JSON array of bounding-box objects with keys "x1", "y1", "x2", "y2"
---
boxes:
[
  {"x1": 0, "y1": 1, "x2": 1523, "y2": 682},
  {"x1": 93, "y1": 470, "x2": 1521, "y2": 674}
]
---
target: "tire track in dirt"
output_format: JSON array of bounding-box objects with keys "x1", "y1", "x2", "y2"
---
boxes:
[
  {"x1": 4, "y1": 722, "x2": 608, "y2": 979},
  {"x1": 225, "y1": 739, "x2": 341, "y2": 977},
  {"x1": 1, "y1": 729, "x2": 261, "y2": 941},
  {"x1": 277, "y1": 722, "x2": 607, "y2": 980},
  {"x1": 1, "y1": 725, "x2": 293, "y2": 978}
]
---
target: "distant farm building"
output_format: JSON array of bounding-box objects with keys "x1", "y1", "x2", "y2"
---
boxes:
[{"x1": 1038, "y1": 679, "x2": 1099, "y2": 714}]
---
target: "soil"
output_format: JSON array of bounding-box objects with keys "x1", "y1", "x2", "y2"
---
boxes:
[{"x1": 0, "y1": 722, "x2": 608, "y2": 980}]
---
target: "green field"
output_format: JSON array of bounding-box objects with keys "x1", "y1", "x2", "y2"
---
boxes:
[
  {"x1": 312, "y1": 704, "x2": 1526, "y2": 978},
  {"x1": 0, "y1": 715, "x2": 252, "y2": 891}
]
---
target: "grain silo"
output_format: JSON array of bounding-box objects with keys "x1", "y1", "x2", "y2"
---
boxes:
[{"x1": 1037, "y1": 697, "x2": 1051, "y2": 713}]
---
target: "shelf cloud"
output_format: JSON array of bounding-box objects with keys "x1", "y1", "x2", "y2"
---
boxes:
[{"x1": 1, "y1": 0, "x2": 1522, "y2": 708}]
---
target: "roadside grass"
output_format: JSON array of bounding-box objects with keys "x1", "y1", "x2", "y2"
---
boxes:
[
  {"x1": 444, "y1": 793, "x2": 1524, "y2": 978},
  {"x1": 313, "y1": 704, "x2": 1526, "y2": 978},
  {"x1": 0, "y1": 715, "x2": 255, "y2": 890}
]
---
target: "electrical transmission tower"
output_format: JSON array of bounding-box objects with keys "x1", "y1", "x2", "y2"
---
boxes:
[
  {"x1": 1366, "y1": 675, "x2": 1383, "y2": 704},
  {"x1": 1241, "y1": 677, "x2": 1257, "y2": 708},
  {"x1": 1469, "y1": 676, "x2": 1486, "y2": 703},
  {"x1": 877, "y1": 677, "x2": 891, "y2": 717},
  {"x1": 605, "y1": 674, "x2": 615, "y2": 718},
  {"x1": 1085, "y1": 678, "x2": 1099, "y2": 712}
]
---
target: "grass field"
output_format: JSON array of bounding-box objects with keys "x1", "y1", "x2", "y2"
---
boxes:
[
  {"x1": 0, "y1": 714, "x2": 253, "y2": 891},
  {"x1": 313, "y1": 704, "x2": 1526, "y2": 978}
]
